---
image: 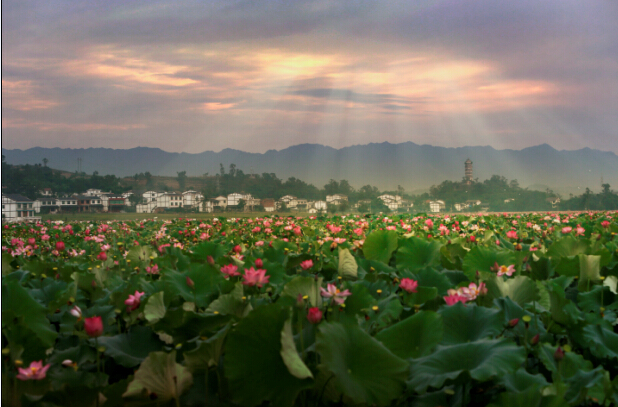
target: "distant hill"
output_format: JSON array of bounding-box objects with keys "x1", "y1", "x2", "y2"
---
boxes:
[{"x1": 3, "y1": 143, "x2": 617, "y2": 192}]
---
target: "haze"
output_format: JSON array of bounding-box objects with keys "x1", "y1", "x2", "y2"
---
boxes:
[{"x1": 2, "y1": 0, "x2": 618, "y2": 154}]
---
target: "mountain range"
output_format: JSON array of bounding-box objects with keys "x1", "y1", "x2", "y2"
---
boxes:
[{"x1": 3, "y1": 143, "x2": 617, "y2": 194}]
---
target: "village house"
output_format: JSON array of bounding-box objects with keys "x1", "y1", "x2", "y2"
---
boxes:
[
  {"x1": 326, "y1": 194, "x2": 348, "y2": 205},
  {"x1": 142, "y1": 191, "x2": 160, "y2": 202},
  {"x1": 429, "y1": 200, "x2": 446, "y2": 213},
  {"x1": 313, "y1": 200, "x2": 328, "y2": 212},
  {"x1": 136, "y1": 201, "x2": 157, "y2": 213},
  {"x1": 279, "y1": 195, "x2": 298, "y2": 209},
  {"x1": 2, "y1": 194, "x2": 36, "y2": 220},
  {"x1": 75, "y1": 195, "x2": 103, "y2": 213},
  {"x1": 122, "y1": 192, "x2": 134, "y2": 206},
  {"x1": 378, "y1": 194, "x2": 402, "y2": 211},
  {"x1": 101, "y1": 194, "x2": 126, "y2": 212},
  {"x1": 212, "y1": 196, "x2": 228, "y2": 210},
  {"x1": 56, "y1": 196, "x2": 78, "y2": 212},
  {"x1": 182, "y1": 190, "x2": 204, "y2": 209},
  {"x1": 261, "y1": 198, "x2": 276, "y2": 212},
  {"x1": 157, "y1": 192, "x2": 183, "y2": 209},
  {"x1": 33, "y1": 198, "x2": 60, "y2": 214},
  {"x1": 40, "y1": 188, "x2": 53, "y2": 197},
  {"x1": 227, "y1": 192, "x2": 252, "y2": 208}
]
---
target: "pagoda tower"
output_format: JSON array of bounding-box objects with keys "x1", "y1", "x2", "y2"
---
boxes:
[{"x1": 465, "y1": 159, "x2": 473, "y2": 183}]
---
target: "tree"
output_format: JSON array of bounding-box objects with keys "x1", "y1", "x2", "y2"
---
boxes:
[{"x1": 177, "y1": 171, "x2": 187, "y2": 191}]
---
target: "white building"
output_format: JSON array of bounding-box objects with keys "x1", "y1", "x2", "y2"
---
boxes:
[
  {"x1": 314, "y1": 200, "x2": 328, "y2": 211},
  {"x1": 122, "y1": 192, "x2": 134, "y2": 206},
  {"x1": 429, "y1": 200, "x2": 446, "y2": 213},
  {"x1": 142, "y1": 191, "x2": 160, "y2": 203},
  {"x1": 183, "y1": 190, "x2": 204, "y2": 209},
  {"x1": 157, "y1": 193, "x2": 183, "y2": 209},
  {"x1": 326, "y1": 194, "x2": 348, "y2": 204},
  {"x1": 136, "y1": 202, "x2": 157, "y2": 213},
  {"x1": 212, "y1": 196, "x2": 228, "y2": 210},
  {"x1": 85, "y1": 189, "x2": 109, "y2": 197},
  {"x1": 2, "y1": 194, "x2": 36, "y2": 220},
  {"x1": 279, "y1": 195, "x2": 298, "y2": 208},
  {"x1": 34, "y1": 198, "x2": 60, "y2": 214},
  {"x1": 227, "y1": 193, "x2": 253, "y2": 207}
]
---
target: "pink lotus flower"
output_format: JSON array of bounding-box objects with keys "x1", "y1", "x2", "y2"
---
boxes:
[
  {"x1": 561, "y1": 226, "x2": 572, "y2": 234},
  {"x1": 425, "y1": 219, "x2": 434, "y2": 229},
  {"x1": 146, "y1": 264, "x2": 159, "y2": 275},
  {"x1": 252, "y1": 226, "x2": 261, "y2": 233},
  {"x1": 399, "y1": 278, "x2": 418, "y2": 293},
  {"x1": 55, "y1": 241, "x2": 65, "y2": 251},
  {"x1": 506, "y1": 230, "x2": 518, "y2": 239},
  {"x1": 458, "y1": 282, "x2": 487, "y2": 301},
  {"x1": 255, "y1": 241, "x2": 264, "y2": 247},
  {"x1": 221, "y1": 264, "x2": 241, "y2": 278},
  {"x1": 497, "y1": 264, "x2": 516, "y2": 277},
  {"x1": 69, "y1": 305, "x2": 82, "y2": 319},
  {"x1": 300, "y1": 259, "x2": 313, "y2": 270},
  {"x1": 443, "y1": 289, "x2": 468, "y2": 306},
  {"x1": 27, "y1": 237, "x2": 36, "y2": 246},
  {"x1": 307, "y1": 307, "x2": 323, "y2": 324},
  {"x1": 41, "y1": 234, "x2": 50, "y2": 241},
  {"x1": 242, "y1": 267, "x2": 270, "y2": 288},
  {"x1": 124, "y1": 291, "x2": 145, "y2": 311},
  {"x1": 84, "y1": 316, "x2": 103, "y2": 338},
  {"x1": 575, "y1": 225, "x2": 585, "y2": 236},
  {"x1": 16, "y1": 360, "x2": 50, "y2": 381},
  {"x1": 97, "y1": 251, "x2": 107, "y2": 261},
  {"x1": 320, "y1": 283, "x2": 352, "y2": 305},
  {"x1": 353, "y1": 228, "x2": 363, "y2": 236}
]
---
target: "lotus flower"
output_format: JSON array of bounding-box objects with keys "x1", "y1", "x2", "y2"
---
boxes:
[
  {"x1": 307, "y1": 307, "x2": 323, "y2": 324},
  {"x1": 124, "y1": 291, "x2": 145, "y2": 312},
  {"x1": 497, "y1": 264, "x2": 516, "y2": 277},
  {"x1": 242, "y1": 267, "x2": 270, "y2": 288},
  {"x1": 443, "y1": 289, "x2": 468, "y2": 306},
  {"x1": 221, "y1": 264, "x2": 241, "y2": 278},
  {"x1": 16, "y1": 360, "x2": 50, "y2": 381},
  {"x1": 84, "y1": 316, "x2": 103, "y2": 338},
  {"x1": 399, "y1": 278, "x2": 418, "y2": 293},
  {"x1": 300, "y1": 259, "x2": 313, "y2": 270},
  {"x1": 320, "y1": 283, "x2": 352, "y2": 305}
]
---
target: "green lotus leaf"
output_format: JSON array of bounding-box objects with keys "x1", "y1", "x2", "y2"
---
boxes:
[
  {"x1": 206, "y1": 282, "x2": 251, "y2": 318},
  {"x1": 462, "y1": 246, "x2": 517, "y2": 281},
  {"x1": 375, "y1": 311, "x2": 443, "y2": 359},
  {"x1": 373, "y1": 295, "x2": 403, "y2": 329},
  {"x1": 411, "y1": 268, "x2": 453, "y2": 296},
  {"x1": 281, "y1": 276, "x2": 323, "y2": 307},
  {"x1": 97, "y1": 326, "x2": 164, "y2": 368},
  {"x1": 280, "y1": 317, "x2": 313, "y2": 379},
  {"x1": 123, "y1": 351, "x2": 193, "y2": 403},
  {"x1": 224, "y1": 303, "x2": 313, "y2": 407},
  {"x1": 500, "y1": 368, "x2": 549, "y2": 393},
  {"x1": 161, "y1": 264, "x2": 224, "y2": 308},
  {"x1": 316, "y1": 321, "x2": 409, "y2": 406},
  {"x1": 126, "y1": 244, "x2": 157, "y2": 265},
  {"x1": 571, "y1": 324, "x2": 618, "y2": 361},
  {"x1": 486, "y1": 275, "x2": 539, "y2": 307},
  {"x1": 144, "y1": 291, "x2": 166, "y2": 324},
  {"x1": 190, "y1": 241, "x2": 229, "y2": 262},
  {"x1": 577, "y1": 285, "x2": 618, "y2": 313},
  {"x1": 2, "y1": 280, "x2": 57, "y2": 348},
  {"x1": 564, "y1": 366, "x2": 606, "y2": 405},
  {"x1": 547, "y1": 236, "x2": 589, "y2": 258},
  {"x1": 363, "y1": 230, "x2": 398, "y2": 264},
  {"x1": 396, "y1": 237, "x2": 442, "y2": 272},
  {"x1": 403, "y1": 286, "x2": 439, "y2": 306},
  {"x1": 338, "y1": 248, "x2": 358, "y2": 280},
  {"x1": 408, "y1": 339, "x2": 526, "y2": 393},
  {"x1": 438, "y1": 302, "x2": 504, "y2": 345},
  {"x1": 577, "y1": 254, "x2": 601, "y2": 291},
  {"x1": 184, "y1": 324, "x2": 229, "y2": 372}
]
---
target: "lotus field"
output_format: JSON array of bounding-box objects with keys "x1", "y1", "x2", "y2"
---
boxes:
[{"x1": 2, "y1": 212, "x2": 618, "y2": 407}]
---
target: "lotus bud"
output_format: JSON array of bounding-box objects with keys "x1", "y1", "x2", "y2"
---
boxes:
[
  {"x1": 508, "y1": 318, "x2": 520, "y2": 328},
  {"x1": 255, "y1": 258, "x2": 263, "y2": 268},
  {"x1": 233, "y1": 245, "x2": 242, "y2": 254},
  {"x1": 554, "y1": 346, "x2": 564, "y2": 361},
  {"x1": 530, "y1": 334, "x2": 540, "y2": 345},
  {"x1": 207, "y1": 255, "x2": 215, "y2": 265},
  {"x1": 186, "y1": 276, "x2": 195, "y2": 289}
]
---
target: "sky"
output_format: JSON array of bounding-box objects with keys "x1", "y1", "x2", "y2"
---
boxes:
[{"x1": 2, "y1": 0, "x2": 618, "y2": 154}]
